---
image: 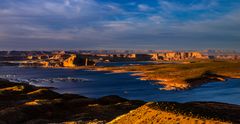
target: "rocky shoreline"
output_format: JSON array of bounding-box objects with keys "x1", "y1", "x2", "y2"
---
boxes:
[
  {"x1": 1, "y1": 52, "x2": 240, "y2": 91},
  {"x1": 14, "y1": 63, "x2": 239, "y2": 91},
  {"x1": 83, "y1": 66, "x2": 234, "y2": 90},
  {"x1": 88, "y1": 61, "x2": 240, "y2": 90},
  {"x1": 1, "y1": 79, "x2": 240, "y2": 124}
]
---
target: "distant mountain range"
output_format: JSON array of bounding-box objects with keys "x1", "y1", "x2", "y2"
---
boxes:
[{"x1": 0, "y1": 49, "x2": 239, "y2": 55}]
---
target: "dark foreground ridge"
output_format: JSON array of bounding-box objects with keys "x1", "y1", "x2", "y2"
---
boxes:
[
  {"x1": 0, "y1": 79, "x2": 144, "y2": 124},
  {"x1": 1, "y1": 79, "x2": 240, "y2": 124}
]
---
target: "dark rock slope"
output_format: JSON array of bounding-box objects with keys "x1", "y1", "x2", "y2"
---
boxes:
[{"x1": 0, "y1": 79, "x2": 144, "y2": 124}]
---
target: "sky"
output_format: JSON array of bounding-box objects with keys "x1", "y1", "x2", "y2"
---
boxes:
[{"x1": 0, "y1": 0, "x2": 240, "y2": 50}]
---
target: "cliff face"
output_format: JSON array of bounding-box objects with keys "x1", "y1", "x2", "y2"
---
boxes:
[
  {"x1": 48, "y1": 54, "x2": 95, "y2": 67},
  {"x1": 0, "y1": 51, "x2": 207, "y2": 66},
  {"x1": 63, "y1": 54, "x2": 77, "y2": 67},
  {"x1": 124, "y1": 52, "x2": 205, "y2": 61},
  {"x1": 20, "y1": 53, "x2": 95, "y2": 67},
  {"x1": 191, "y1": 52, "x2": 203, "y2": 58},
  {"x1": 160, "y1": 52, "x2": 205, "y2": 61},
  {"x1": 1, "y1": 51, "x2": 239, "y2": 67},
  {"x1": 150, "y1": 53, "x2": 159, "y2": 61}
]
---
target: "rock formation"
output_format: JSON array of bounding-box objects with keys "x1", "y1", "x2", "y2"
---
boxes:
[
  {"x1": 63, "y1": 54, "x2": 76, "y2": 67},
  {"x1": 0, "y1": 79, "x2": 144, "y2": 123},
  {"x1": 158, "y1": 52, "x2": 206, "y2": 61},
  {"x1": 9, "y1": 53, "x2": 96, "y2": 67},
  {"x1": 0, "y1": 50, "x2": 239, "y2": 67},
  {"x1": 127, "y1": 54, "x2": 136, "y2": 59},
  {"x1": 150, "y1": 53, "x2": 159, "y2": 61}
]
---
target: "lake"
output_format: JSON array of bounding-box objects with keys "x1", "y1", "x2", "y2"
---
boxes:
[{"x1": 0, "y1": 64, "x2": 240, "y2": 105}]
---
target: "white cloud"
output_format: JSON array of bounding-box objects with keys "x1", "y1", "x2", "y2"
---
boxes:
[
  {"x1": 138, "y1": 4, "x2": 152, "y2": 11},
  {"x1": 103, "y1": 23, "x2": 131, "y2": 31},
  {"x1": 158, "y1": 0, "x2": 218, "y2": 12},
  {"x1": 149, "y1": 16, "x2": 164, "y2": 24},
  {"x1": 64, "y1": 0, "x2": 70, "y2": 6},
  {"x1": 0, "y1": 0, "x2": 239, "y2": 50}
]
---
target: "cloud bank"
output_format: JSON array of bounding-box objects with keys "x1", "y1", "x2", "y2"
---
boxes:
[{"x1": 0, "y1": 0, "x2": 239, "y2": 50}]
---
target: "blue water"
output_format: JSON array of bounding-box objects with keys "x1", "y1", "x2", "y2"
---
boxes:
[{"x1": 0, "y1": 65, "x2": 240, "y2": 105}]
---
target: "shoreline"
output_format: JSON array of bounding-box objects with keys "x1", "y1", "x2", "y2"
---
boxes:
[
  {"x1": 79, "y1": 66, "x2": 238, "y2": 90},
  {"x1": 1, "y1": 78, "x2": 240, "y2": 123},
  {"x1": 13, "y1": 62, "x2": 240, "y2": 91},
  {"x1": 81, "y1": 61, "x2": 240, "y2": 90}
]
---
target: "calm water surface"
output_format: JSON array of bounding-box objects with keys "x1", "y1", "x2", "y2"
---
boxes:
[{"x1": 0, "y1": 64, "x2": 239, "y2": 105}]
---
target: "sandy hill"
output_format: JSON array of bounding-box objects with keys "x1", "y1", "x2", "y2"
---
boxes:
[{"x1": 109, "y1": 102, "x2": 240, "y2": 124}]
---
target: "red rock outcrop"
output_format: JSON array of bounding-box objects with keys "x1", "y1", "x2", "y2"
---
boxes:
[
  {"x1": 63, "y1": 54, "x2": 77, "y2": 67},
  {"x1": 158, "y1": 52, "x2": 206, "y2": 61}
]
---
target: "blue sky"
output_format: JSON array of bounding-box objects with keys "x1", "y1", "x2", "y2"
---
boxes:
[{"x1": 0, "y1": 0, "x2": 240, "y2": 50}]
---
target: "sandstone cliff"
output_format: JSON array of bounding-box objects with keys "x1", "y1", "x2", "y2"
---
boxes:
[
  {"x1": 63, "y1": 54, "x2": 77, "y2": 67},
  {"x1": 19, "y1": 53, "x2": 95, "y2": 67},
  {"x1": 160, "y1": 52, "x2": 206, "y2": 61}
]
